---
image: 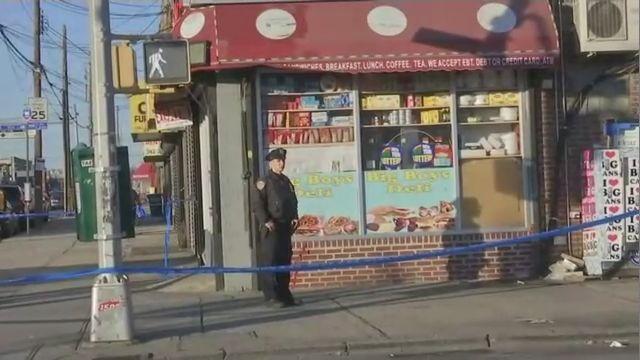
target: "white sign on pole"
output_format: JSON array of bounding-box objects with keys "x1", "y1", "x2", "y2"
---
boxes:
[
  {"x1": 0, "y1": 130, "x2": 36, "y2": 139},
  {"x1": 24, "y1": 182, "x2": 32, "y2": 203},
  {"x1": 27, "y1": 97, "x2": 48, "y2": 122}
]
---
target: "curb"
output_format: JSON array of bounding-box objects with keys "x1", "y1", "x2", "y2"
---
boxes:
[
  {"x1": 76, "y1": 330, "x2": 639, "y2": 359},
  {"x1": 210, "y1": 331, "x2": 639, "y2": 358}
]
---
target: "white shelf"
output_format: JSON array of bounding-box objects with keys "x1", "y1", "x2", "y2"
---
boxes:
[
  {"x1": 264, "y1": 91, "x2": 352, "y2": 96},
  {"x1": 459, "y1": 121, "x2": 519, "y2": 126},
  {"x1": 458, "y1": 104, "x2": 519, "y2": 109},
  {"x1": 361, "y1": 106, "x2": 449, "y2": 111},
  {"x1": 461, "y1": 154, "x2": 522, "y2": 160},
  {"x1": 266, "y1": 125, "x2": 353, "y2": 130},
  {"x1": 360, "y1": 90, "x2": 449, "y2": 94},
  {"x1": 362, "y1": 123, "x2": 450, "y2": 128},
  {"x1": 456, "y1": 87, "x2": 519, "y2": 92},
  {"x1": 267, "y1": 142, "x2": 355, "y2": 148},
  {"x1": 265, "y1": 108, "x2": 353, "y2": 113}
]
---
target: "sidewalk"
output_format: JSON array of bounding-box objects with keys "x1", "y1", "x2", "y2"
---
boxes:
[{"x1": 0, "y1": 219, "x2": 638, "y2": 359}]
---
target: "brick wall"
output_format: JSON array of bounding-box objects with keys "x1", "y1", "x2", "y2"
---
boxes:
[{"x1": 292, "y1": 232, "x2": 534, "y2": 288}]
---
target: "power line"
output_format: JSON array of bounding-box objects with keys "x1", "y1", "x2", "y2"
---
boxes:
[
  {"x1": 112, "y1": 0, "x2": 161, "y2": 30},
  {"x1": 49, "y1": 0, "x2": 162, "y2": 18}
]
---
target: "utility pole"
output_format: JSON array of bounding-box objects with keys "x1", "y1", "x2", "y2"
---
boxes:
[
  {"x1": 73, "y1": 104, "x2": 79, "y2": 146},
  {"x1": 62, "y1": 25, "x2": 72, "y2": 214},
  {"x1": 115, "y1": 105, "x2": 120, "y2": 145},
  {"x1": 88, "y1": 0, "x2": 133, "y2": 342},
  {"x1": 33, "y1": 0, "x2": 43, "y2": 219},
  {"x1": 86, "y1": 64, "x2": 94, "y2": 148}
]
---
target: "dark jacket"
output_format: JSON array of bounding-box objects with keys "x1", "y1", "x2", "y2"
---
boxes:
[{"x1": 251, "y1": 171, "x2": 299, "y2": 225}]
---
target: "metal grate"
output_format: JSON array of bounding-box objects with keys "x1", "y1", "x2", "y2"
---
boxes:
[
  {"x1": 587, "y1": 0, "x2": 627, "y2": 39},
  {"x1": 183, "y1": 126, "x2": 197, "y2": 251}
]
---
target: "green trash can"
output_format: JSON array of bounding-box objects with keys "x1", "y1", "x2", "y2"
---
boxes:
[{"x1": 72, "y1": 144, "x2": 135, "y2": 241}]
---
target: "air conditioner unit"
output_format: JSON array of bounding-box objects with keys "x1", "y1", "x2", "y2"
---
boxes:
[{"x1": 573, "y1": 0, "x2": 639, "y2": 52}]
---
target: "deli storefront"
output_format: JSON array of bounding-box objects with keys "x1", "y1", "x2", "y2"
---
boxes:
[{"x1": 173, "y1": 0, "x2": 560, "y2": 289}]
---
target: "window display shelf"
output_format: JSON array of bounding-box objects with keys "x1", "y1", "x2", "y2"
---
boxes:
[
  {"x1": 265, "y1": 91, "x2": 352, "y2": 96},
  {"x1": 362, "y1": 123, "x2": 450, "y2": 128},
  {"x1": 458, "y1": 104, "x2": 518, "y2": 109},
  {"x1": 460, "y1": 154, "x2": 522, "y2": 160},
  {"x1": 266, "y1": 108, "x2": 353, "y2": 113},
  {"x1": 456, "y1": 87, "x2": 518, "y2": 92},
  {"x1": 360, "y1": 90, "x2": 449, "y2": 95},
  {"x1": 268, "y1": 142, "x2": 355, "y2": 148},
  {"x1": 458, "y1": 121, "x2": 519, "y2": 126},
  {"x1": 361, "y1": 106, "x2": 449, "y2": 111},
  {"x1": 267, "y1": 125, "x2": 353, "y2": 130}
]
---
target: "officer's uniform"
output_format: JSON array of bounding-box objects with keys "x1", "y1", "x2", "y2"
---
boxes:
[{"x1": 251, "y1": 148, "x2": 299, "y2": 306}]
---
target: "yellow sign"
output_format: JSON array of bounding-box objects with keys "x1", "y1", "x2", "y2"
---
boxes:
[{"x1": 130, "y1": 94, "x2": 157, "y2": 134}]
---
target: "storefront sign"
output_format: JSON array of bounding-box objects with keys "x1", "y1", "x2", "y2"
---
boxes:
[
  {"x1": 364, "y1": 168, "x2": 456, "y2": 233},
  {"x1": 625, "y1": 156, "x2": 639, "y2": 243},
  {"x1": 155, "y1": 101, "x2": 193, "y2": 131},
  {"x1": 130, "y1": 94, "x2": 157, "y2": 134},
  {"x1": 143, "y1": 141, "x2": 163, "y2": 157},
  {"x1": 291, "y1": 172, "x2": 359, "y2": 237},
  {"x1": 282, "y1": 55, "x2": 555, "y2": 73},
  {"x1": 595, "y1": 150, "x2": 624, "y2": 261}
]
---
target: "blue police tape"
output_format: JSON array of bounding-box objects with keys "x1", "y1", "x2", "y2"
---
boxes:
[
  {"x1": 0, "y1": 211, "x2": 76, "y2": 220},
  {"x1": 163, "y1": 201, "x2": 172, "y2": 268},
  {"x1": 1, "y1": 209, "x2": 639, "y2": 287}
]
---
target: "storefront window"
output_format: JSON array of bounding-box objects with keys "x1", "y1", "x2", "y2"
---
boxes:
[
  {"x1": 258, "y1": 70, "x2": 530, "y2": 237},
  {"x1": 260, "y1": 73, "x2": 360, "y2": 237},
  {"x1": 358, "y1": 73, "x2": 458, "y2": 234},
  {"x1": 455, "y1": 70, "x2": 526, "y2": 229}
]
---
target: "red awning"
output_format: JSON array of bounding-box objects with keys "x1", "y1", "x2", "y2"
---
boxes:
[
  {"x1": 174, "y1": 0, "x2": 559, "y2": 73},
  {"x1": 132, "y1": 163, "x2": 157, "y2": 181}
]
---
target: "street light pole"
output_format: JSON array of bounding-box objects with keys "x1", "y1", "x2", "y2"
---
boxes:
[{"x1": 88, "y1": 0, "x2": 133, "y2": 342}]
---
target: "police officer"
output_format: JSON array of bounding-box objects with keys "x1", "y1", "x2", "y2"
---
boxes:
[{"x1": 251, "y1": 148, "x2": 300, "y2": 307}]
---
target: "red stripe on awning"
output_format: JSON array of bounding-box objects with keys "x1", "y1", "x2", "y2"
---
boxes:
[{"x1": 175, "y1": 0, "x2": 559, "y2": 73}]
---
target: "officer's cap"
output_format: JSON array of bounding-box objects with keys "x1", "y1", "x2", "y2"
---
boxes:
[{"x1": 266, "y1": 148, "x2": 287, "y2": 161}]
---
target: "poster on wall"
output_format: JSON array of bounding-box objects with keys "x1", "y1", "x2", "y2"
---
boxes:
[
  {"x1": 625, "y1": 156, "x2": 639, "y2": 243},
  {"x1": 280, "y1": 144, "x2": 357, "y2": 175},
  {"x1": 291, "y1": 172, "x2": 359, "y2": 237},
  {"x1": 581, "y1": 150, "x2": 601, "y2": 275},
  {"x1": 363, "y1": 168, "x2": 456, "y2": 233},
  {"x1": 595, "y1": 149, "x2": 624, "y2": 262}
]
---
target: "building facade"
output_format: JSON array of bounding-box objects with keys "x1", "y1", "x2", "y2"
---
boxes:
[{"x1": 163, "y1": 0, "x2": 638, "y2": 290}]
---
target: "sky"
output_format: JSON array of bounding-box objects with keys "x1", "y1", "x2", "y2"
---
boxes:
[{"x1": 0, "y1": 0, "x2": 163, "y2": 170}]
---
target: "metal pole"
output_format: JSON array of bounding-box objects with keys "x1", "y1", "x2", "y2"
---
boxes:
[
  {"x1": 33, "y1": 0, "x2": 43, "y2": 220},
  {"x1": 87, "y1": 64, "x2": 94, "y2": 148},
  {"x1": 88, "y1": 0, "x2": 133, "y2": 342},
  {"x1": 62, "y1": 25, "x2": 72, "y2": 214},
  {"x1": 74, "y1": 104, "x2": 79, "y2": 146},
  {"x1": 25, "y1": 130, "x2": 30, "y2": 236},
  {"x1": 115, "y1": 105, "x2": 119, "y2": 145}
]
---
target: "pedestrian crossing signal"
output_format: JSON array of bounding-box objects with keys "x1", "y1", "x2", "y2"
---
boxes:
[{"x1": 142, "y1": 40, "x2": 191, "y2": 86}]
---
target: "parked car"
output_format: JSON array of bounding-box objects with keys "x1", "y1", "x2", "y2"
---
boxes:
[
  {"x1": 0, "y1": 189, "x2": 20, "y2": 238},
  {"x1": 50, "y1": 190, "x2": 63, "y2": 211},
  {"x1": 0, "y1": 185, "x2": 31, "y2": 230}
]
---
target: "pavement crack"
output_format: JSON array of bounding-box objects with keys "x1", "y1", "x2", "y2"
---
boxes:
[
  {"x1": 198, "y1": 296, "x2": 205, "y2": 333},
  {"x1": 330, "y1": 297, "x2": 390, "y2": 340},
  {"x1": 75, "y1": 317, "x2": 90, "y2": 351},
  {"x1": 176, "y1": 335, "x2": 184, "y2": 352},
  {"x1": 25, "y1": 343, "x2": 43, "y2": 360}
]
